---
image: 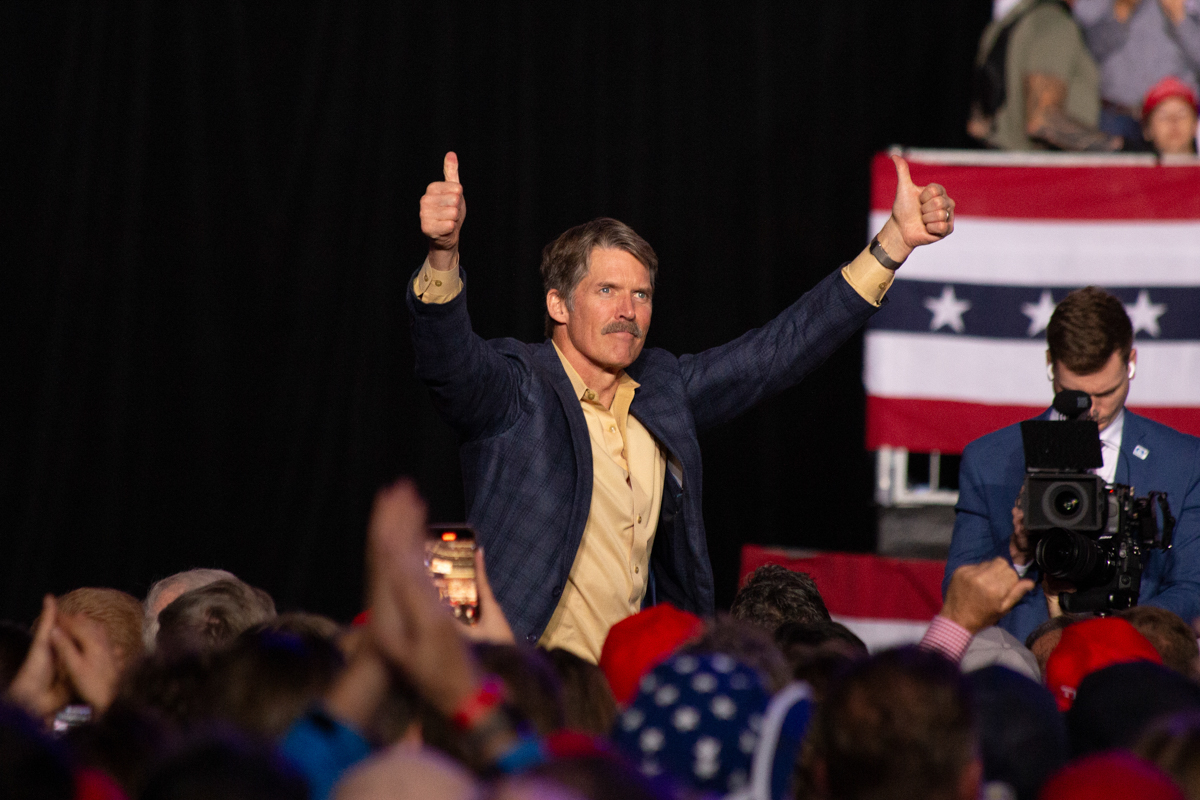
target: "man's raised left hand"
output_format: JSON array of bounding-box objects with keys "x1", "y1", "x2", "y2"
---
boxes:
[{"x1": 890, "y1": 154, "x2": 954, "y2": 249}]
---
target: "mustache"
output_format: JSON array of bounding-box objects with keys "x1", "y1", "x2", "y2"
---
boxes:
[
  {"x1": 600, "y1": 319, "x2": 648, "y2": 338},
  {"x1": 601, "y1": 320, "x2": 644, "y2": 338}
]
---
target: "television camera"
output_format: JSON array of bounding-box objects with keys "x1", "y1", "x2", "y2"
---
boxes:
[{"x1": 1021, "y1": 390, "x2": 1175, "y2": 614}]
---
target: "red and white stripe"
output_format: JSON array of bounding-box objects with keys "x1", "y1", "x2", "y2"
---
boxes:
[{"x1": 865, "y1": 150, "x2": 1200, "y2": 454}]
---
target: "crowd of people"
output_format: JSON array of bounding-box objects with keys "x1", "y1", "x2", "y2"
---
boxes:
[
  {"x1": 5, "y1": 3, "x2": 1198, "y2": 793},
  {"x1": 3, "y1": 485, "x2": 1200, "y2": 800},
  {"x1": 968, "y1": 0, "x2": 1200, "y2": 155}
]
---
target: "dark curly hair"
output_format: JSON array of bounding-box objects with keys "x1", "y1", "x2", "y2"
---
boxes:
[{"x1": 729, "y1": 564, "x2": 830, "y2": 632}]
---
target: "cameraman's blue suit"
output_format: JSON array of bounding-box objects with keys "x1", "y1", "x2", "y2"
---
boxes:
[
  {"x1": 408, "y1": 267, "x2": 878, "y2": 644},
  {"x1": 945, "y1": 409, "x2": 1200, "y2": 643}
]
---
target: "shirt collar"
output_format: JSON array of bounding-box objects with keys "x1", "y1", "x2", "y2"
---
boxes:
[
  {"x1": 1100, "y1": 407, "x2": 1125, "y2": 451},
  {"x1": 552, "y1": 341, "x2": 639, "y2": 403}
]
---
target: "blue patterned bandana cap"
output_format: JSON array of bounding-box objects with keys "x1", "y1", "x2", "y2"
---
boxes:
[{"x1": 611, "y1": 652, "x2": 771, "y2": 795}]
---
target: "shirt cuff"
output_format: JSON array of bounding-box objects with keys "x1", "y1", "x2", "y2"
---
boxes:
[
  {"x1": 919, "y1": 615, "x2": 974, "y2": 663},
  {"x1": 414, "y1": 258, "x2": 464, "y2": 304},
  {"x1": 842, "y1": 248, "x2": 897, "y2": 307}
]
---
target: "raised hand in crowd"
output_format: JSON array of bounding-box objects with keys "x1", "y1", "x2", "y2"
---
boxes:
[
  {"x1": 49, "y1": 612, "x2": 121, "y2": 714},
  {"x1": 366, "y1": 479, "x2": 484, "y2": 717},
  {"x1": 6, "y1": 594, "x2": 125, "y2": 725},
  {"x1": 941, "y1": 557, "x2": 1036, "y2": 634},
  {"x1": 6, "y1": 595, "x2": 69, "y2": 723},
  {"x1": 420, "y1": 151, "x2": 466, "y2": 272}
]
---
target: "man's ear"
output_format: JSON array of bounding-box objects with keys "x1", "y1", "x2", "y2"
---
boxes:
[{"x1": 546, "y1": 290, "x2": 569, "y2": 325}]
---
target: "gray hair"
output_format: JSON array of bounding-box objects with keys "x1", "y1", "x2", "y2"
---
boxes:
[
  {"x1": 155, "y1": 579, "x2": 277, "y2": 657},
  {"x1": 143, "y1": 568, "x2": 238, "y2": 650}
]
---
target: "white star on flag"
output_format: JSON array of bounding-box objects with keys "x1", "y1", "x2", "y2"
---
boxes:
[
  {"x1": 1125, "y1": 290, "x2": 1167, "y2": 338},
  {"x1": 1021, "y1": 290, "x2": 1056, "y2": 337},
  {"x1": 924, "y1": 285, "x2": 971, "y2": 333}
]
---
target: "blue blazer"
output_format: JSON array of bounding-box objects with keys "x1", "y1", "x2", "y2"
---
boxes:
[
  {"x1": 407, "y1": 266, "x2": 878, "y2": 643},
  {"x1": 945, "y1": 409, "x2": 1200, "y2": 643}
]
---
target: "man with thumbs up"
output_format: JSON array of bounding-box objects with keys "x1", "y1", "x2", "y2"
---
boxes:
[{"x1": 409, "y1": 152, "x2": 955, "y2": 662}]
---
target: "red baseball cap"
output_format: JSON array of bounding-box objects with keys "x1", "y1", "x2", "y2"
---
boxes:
[
  {"x1": 1142, "y1": 75, "x2": 1199, "y2": 120},
  {"x1": 598, "y1": 604, "x2": 704, "y2": 706},
  {"x1": 1044, "y1": 617, "x2": 1161, "y2": 711}
]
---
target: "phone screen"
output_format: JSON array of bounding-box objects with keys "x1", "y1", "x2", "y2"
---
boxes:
[{"x1": 425, "y1": 525, "x2": 479, "y2": 624}]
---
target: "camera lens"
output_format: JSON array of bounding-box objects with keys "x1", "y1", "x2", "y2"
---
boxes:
[
  {"x1": 1053, "y1": 488, "x2": 1081, "y2": 516},
  {"x1": 1036, "y1": 529, "x2": 1113, "y2": 585},
  {"x1": 1041, "y1": 481, "x2": 1092, "y2": 528}
]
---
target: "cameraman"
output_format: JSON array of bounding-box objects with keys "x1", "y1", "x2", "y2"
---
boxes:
[{"x1": 944, "y1": 287, "x2": 1200, "y2": 643}]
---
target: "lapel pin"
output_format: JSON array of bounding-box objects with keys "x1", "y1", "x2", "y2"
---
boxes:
[{"x1": 1133, "y1": 445, "x2": 1149, "y2": 461}]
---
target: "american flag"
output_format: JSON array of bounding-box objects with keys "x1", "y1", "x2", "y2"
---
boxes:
[{"x1": 865, "y1": 150, "x2": 1200, "y2": 455}]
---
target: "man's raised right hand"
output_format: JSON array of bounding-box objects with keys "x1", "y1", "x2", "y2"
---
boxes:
[{"x1": 420, "y1": 151, "x2": 466, "y2": 272}]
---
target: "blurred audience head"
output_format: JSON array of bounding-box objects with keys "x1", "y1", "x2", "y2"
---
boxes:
[
  {"x1": 205, "y1": 625, "x2": 345, "y2": 739},
  {"x1": 1038, "y1": 751, "x2": 1185, "y2": 800},
  {"x1": 0, "y1": 701, "x2": 75, "y2": 800},
  {"x1": 811, "y1": 646, "x2": 978, "y2": 800},
  {"x1": 144, "y1": 569, "x2": 238, "y2": 649},
  {"x1": 1119, "y1": 605, "x2": 1200, "y2": 679},
  {"x1": 139, "y1": 727, "x2": 308, "y2": 800},
  {"x1": 1142, "y1": 76, "x2": 1199, "y2": 156},
  {"x1": 1066, "y1": 661, "x2": 1200, "y2": 757},
  {"x1": 544, "y1": 647, "x2": 619, "y2": 735},
  {"x1": 155, "y1": 579, "x2": 276, "y2": 658},
  {"x1": 1044, "y1": 616, "x2": 1161, "y2": 712},
  {"x1": 1025, "y1": 614, "x2": 1082, "y2": 676},
  {"x1": 56, "y1": 586, "x2": 145, "y2": 674},
  {"x1": 679, "y1": 614, "x2": 791, "y2": 692},
  {"x1": 1135, "y1": 710, "x2": 1200, "y2": 800},
  {"x1": 961, "y1": 627, "x2": 1040, "y2": 681},
  {"x1": 966, "y1": 665, "x2": 1067, "y2": 800},
  {"x1": 117, "y1": 650, "x2": 213, "y2": 728},
  {"x1": 774, "y1": 619, "x2": 867, "y2": 701},
  {"x1": 599, "y1": 604, "x2": 703, "y2": 707},
  {"x1": 611, "y1": 652, "x2": 771, "y2": 796},
  {"x1": 491, "y1": 775, "x2": 588, "y2": 800},
  {"x1": 260, "y1": 611, "x2": 344, "y2": 642},
  {"x1": 66, "y1": 702, "x2": 176, "y2": 798},
  {"x1": 509, "y1": 753, "x2": 666, "y2": 800},
  {"x1": 334, "y1": 744, "x2": 479, "y2": 800},
  {"x1": 729, "y1": 565, "x2": 830, "y2": 632}
]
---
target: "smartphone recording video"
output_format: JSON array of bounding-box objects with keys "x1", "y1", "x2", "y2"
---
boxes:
[{"x1": 425, "y1": 524, "x2": 479, "y2": 624}]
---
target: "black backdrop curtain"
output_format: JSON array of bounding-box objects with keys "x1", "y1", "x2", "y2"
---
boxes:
[{"x1": 1, "y1": 1, "x2": 990, "y2": 623}]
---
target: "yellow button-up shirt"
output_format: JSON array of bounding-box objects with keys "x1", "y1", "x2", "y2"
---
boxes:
[{"x1": 534, "y1": 344, "x2": 667, "y2": 662}]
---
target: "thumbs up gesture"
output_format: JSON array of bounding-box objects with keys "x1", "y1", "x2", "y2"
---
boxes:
[
  {"x1": 420, "y1": 151, "x2": 466, "y2": 272},
  {"x1": 889, "y1": 154, "x2": 954, "y2": 249}
]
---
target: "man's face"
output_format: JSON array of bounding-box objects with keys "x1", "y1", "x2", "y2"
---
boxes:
[
  {"x1": 549, "y1": 247, "x2": 653, "y2": 374},
  {"x1": 1145, "y1": 97, "x2": 1199, "y2": 156},
  {"x1": 1049, "y1": 348, "x2": 1134, "y2": 431}
]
